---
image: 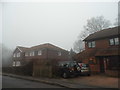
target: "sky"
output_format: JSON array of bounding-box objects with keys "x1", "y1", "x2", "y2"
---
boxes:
[{"x1": 0, "y1": 0, "x2": 118, "y2": 51}]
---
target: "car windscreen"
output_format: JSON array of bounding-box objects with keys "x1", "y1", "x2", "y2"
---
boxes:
[
  {"x1": 58, "y1": 61, "x2": 78, "y2": 67},
  {"x1": 82, "y1": 64, "x2": 89, "y2": 67}
]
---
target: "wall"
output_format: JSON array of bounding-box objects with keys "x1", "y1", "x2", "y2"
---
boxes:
[{"x1": 85, "y1": 38, "x2": 119, "y2": 50}]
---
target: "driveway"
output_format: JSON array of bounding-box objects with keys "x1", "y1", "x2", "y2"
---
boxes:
[{"x1": 66, "y1": 75, "x2": 119, "y2": 88}]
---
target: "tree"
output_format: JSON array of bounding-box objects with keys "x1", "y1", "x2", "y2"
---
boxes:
[
  {"x1": 73, "y1": 16, "x2": 111, "y2": 53},
  {"x1": 2, "y1": 44, "x2": 13, "y2": 67},
  {"x1": 73, "y1": 40, "x2": 84, "y2": 53},
  {"x1": 69, "y1": 48, "x2": 76, "y2": 60},
  {"x1": 114, "y1": 18, "x2": 118, "y2": 26}
]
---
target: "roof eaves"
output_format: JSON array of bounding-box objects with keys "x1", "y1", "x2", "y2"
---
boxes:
[{"x1": 17, "y1": 47, "x2": 22, "y2": 52}]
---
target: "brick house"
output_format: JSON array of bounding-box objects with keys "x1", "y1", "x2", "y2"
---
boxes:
[
  {"x1": 12, "y1": 43, "x2": 69, "y2": 76},
  {"x1": 75, "y1": 26, "x2": 120, "y2": 76}
]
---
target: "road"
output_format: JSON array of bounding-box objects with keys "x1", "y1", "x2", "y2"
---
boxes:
[{"x1": 2, "y1": 76, "x2": 66, "y2": 88}]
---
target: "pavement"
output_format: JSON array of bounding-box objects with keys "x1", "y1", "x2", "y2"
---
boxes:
[{"x1": 2, "y1": 73, "x2": 119, "y2": 89}]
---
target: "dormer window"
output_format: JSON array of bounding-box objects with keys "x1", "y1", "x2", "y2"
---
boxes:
[
  {"x1": 17, "y1": 52, "x2": 20, "y2": 57},
  {"x1": 38, "y1": 50, "x2": 42, "y2": 55},
  {"x1": 88, "y1": 41, "x2": 95, "y2": 48},
  {"x1": 58, "y1": 52, "x2": 61, "y2": 56},
  {"x1": 30, "y1": 51, "x2": 34, "y2": 56}
]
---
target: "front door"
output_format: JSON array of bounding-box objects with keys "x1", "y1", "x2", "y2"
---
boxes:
[{"x1": 99, "y1": 57, "x2": 105, "y2": 73}]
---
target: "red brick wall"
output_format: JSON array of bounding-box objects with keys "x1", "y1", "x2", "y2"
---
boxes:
[
  {"x1": 13, "y1": 48, "x2": 69, "y2": 63},
  {"x1": 85, "y1": 38, "x2": 119, "y2": 50},
  {"x1": 47, "y1": 49, "x2": 69, "y2": 61}
]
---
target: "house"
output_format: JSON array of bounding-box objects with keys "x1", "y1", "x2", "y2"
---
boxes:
[
  {"x1": 12, "y1": 43, "x2": 69, "y2": 76},
  {"x1": 75, "y1": 26, "x2": 120, "y2": 76}
]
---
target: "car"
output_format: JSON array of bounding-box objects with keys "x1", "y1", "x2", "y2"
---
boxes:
[
  {"x1": 78, "y1": 63, "x2": 91, "y2": 76},
  {"x1": 55, "y1": 60, "x2": 81, "y2": 78}
]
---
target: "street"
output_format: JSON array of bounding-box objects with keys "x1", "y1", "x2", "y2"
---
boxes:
[{"x1": 2, "y1": 76, "x2": 65, "y2": 88}]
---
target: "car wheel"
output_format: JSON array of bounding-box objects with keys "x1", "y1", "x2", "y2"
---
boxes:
[
  {"x1": 88, "y1": 74, "x2": 90, "y2": 76},
  {"x1": 62, "y1": 72, "x2": 68, "y2": 78}
]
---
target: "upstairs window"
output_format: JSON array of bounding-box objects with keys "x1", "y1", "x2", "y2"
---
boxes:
[
  {"x1": 25, "y1": 52, "x2": 29, "y2": 56},
  {"x1": 109, "y1": 39, "x2": 114, "y2": 45},
  {"x1": 114, "y1": 38, "x2": 119, "y2": 45},
  {"x1": 38, "y1": 50, "x2": 42, "y2": 55},
  {"x1": 88, "y1": 41, "x2": 95, "y2": 48},
  {"x1": 17, "y1": 52, "x2": 20, "y2": 57},
  {"x1": 58, "y1": 52, "x2": 61, "y2": 56},
  {"x1": 109, "y1": 37, "x2": 119, "y2": 45},
  {"x1": 30, "y1": 51, "x2": 34, "y2": 56}
]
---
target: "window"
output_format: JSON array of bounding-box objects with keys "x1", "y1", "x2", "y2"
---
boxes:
[
  {"x1": 13, "y1": 53, "x2": 16, "y2": 57},
  {"x1": 16, "y1": 61, "x2": 21, "y2": 66},
  {"x1": 30, "y1": 51, "x2": 34, "y2": 56},
  {"x1": 109, "y1": 39, "x2": 114, "y2": 45},
  {"x1": 58, "y1": 52, "x2": 61, "y2": 56},
  {"x1": 25, "y1": 52, "x2": 29, "y2": 56},
  {"x1": 92, "y1": 41, "x2": 95, "y2": 47},
  {"x1": 115, "y1": 38, "x2": 119, "y2": 45},
  {"x1": 12, "y1": 61, "x2": 15, "y2": 66},
  {"x1": 109, "y1": 37, "x2": 119, "y2": 45},
  {"x1": 88, "y1": 42, "x2": 92, "y2": 48},
  {"x1": 38, "y1": 50, "x2": 42, "y2": 55},
  {"x1": 17, "y1": 52, "x2": 20, "y2": 57},
  {"x1": 88, "y1": 41, "x2": 95, "y2": 48}
]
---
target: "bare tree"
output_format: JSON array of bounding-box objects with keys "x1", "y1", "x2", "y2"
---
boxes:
[
  {"x1": 69, "y1": 48, "x2": 76, "y2": 60},
  {"x1": 73, "y1": 16, "x2": 111, "y2": 53},
  {"x1": 114, "y1": 12, "x2": 120, "y2": 26},
  {"x1": 114, "y1": 18, "x2": 118, "y2": 26},
  {"x1": 73, "y1": 40, "x2": 84, "y2": 53},
  {"x1": 2, "y1": 44, "x2": 13, "y2": 67}
]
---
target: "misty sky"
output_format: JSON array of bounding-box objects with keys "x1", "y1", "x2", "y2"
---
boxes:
[{"x1": 1, "y1": 1, "x2": 118, "y2": 51}]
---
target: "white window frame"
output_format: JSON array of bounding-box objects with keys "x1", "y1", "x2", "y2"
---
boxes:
[
  {"x1": 88, "y1": 42, "x2": 92, "y2": 48},
  {"x1": 109, "y1": 37, "x2": 119, "y2": 45},
  {"x1": 16, "y1": 61, "x2": 21, "y2": 66},
  {"x1": 114, "y1": 38, "x2": 119, "y2": 45},
  {"x1": 12, "y1": 61, "x2": 16, "y2": 66},
  {"x1": 30, "y1": 51, "x2": 34, "y2": 56},
  {"x1": 17, "y1": 52, "x2": 20, "y2": 57},
  {"x1": 38, "y1": 50, "x2": 42, "y2": 55},
  {"x1": 25, "y1": 52, "x2": 29, "y2": 56},
  {"x1": 88, "y1": 41, "x2": 95, "y2": 48},
  {"x1": 109, "y1": 38, "x2": 114, "y2": 45},
  {"x1": 92, "y1": 41, "x2": 95, "y2": 47}
]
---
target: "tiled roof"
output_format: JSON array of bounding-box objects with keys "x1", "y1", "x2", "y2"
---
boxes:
[
  {"x1": 16, "y1": 43, "x2": 68, "y2": 52},
  {"x1": 84, "y1": 26, "x2": 120, "y2": 41},
  {"x1": 17, "y1": 46, "x2": 29, "y2": 52},
  {"x1": 75, "y1": 47, "x2": 119, "y2": 61},
  {"x1": 30, "y1": 43, "x2": 68, "y2": 52},
  {"x1": 74, "y1": 49, "x2": 97, "y2": 61}
]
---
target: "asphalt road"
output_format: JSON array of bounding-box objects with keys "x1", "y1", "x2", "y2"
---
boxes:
[{"x1": 2, "y1": 76, "x2": 65, "y2": 88}]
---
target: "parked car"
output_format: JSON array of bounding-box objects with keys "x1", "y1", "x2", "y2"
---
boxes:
[
  {"x1": 55, "y1": 60, "x2": 81, "y2": 78},
  {"x1": 78, "y1": 63, "x2": 91, "y2": 76}
]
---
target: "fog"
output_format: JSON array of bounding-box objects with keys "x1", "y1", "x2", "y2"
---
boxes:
[
  {"x1": 0, "y1": 1, "x2": 118, "y2": 67},
  {"x1": 1, "y1": 1, "x2": 118, "y2": 51}
]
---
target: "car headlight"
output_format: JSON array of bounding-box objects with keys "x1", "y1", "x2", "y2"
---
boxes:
[{"x1": 77, "y1": 67, "x2": 80, "y2": 71}]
